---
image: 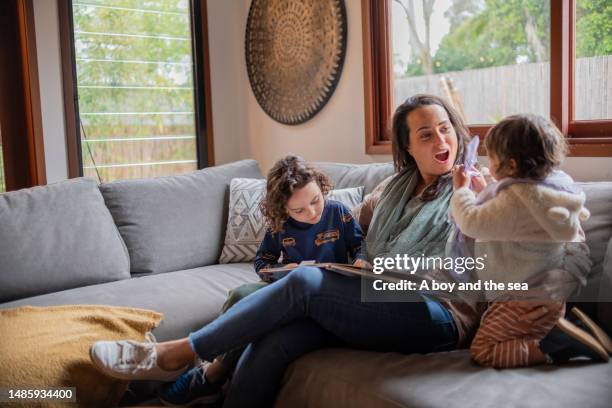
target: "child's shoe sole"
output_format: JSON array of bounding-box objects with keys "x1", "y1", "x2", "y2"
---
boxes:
[
  {"x1": 557, "y1": 317, "x2": 609, "y2": 362},
  {"x1": 571, "y1": 307, "x2": 612, "y2": 355}
]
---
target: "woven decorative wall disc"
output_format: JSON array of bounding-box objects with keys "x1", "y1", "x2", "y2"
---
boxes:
[{"x1": 245, "y1": 0, "x2": 347, "y2": 125}]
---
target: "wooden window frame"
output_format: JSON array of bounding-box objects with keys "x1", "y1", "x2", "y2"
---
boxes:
[
  {"x1": 58, "y1": 0, "x2": 215, "y2": 179},
  {"x1": 363, "y1": 0, "x2": 612, "y2": 156},
  {"x1": 0, "y1": 0, "x2": 46, "y2": 191}
]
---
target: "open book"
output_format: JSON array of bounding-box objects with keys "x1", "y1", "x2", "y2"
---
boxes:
[{"x1": 259, "y1": 261, "x2": 406, "y2": 283}]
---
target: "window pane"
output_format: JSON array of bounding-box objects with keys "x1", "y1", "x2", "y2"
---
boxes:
[
  {"x1": 391, "y1": 0, "x2": 550, "y2": 124},
  {"x1": 72, "y1": 0, "x2": 198, "y2": 181},
  {"x1": 574, "y1": 0, "x2": 612, "y2": 121}
]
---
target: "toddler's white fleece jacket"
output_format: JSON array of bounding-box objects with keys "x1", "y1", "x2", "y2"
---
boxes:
[{"x1": 451, "y1": 182, "x2": 591, "y2": 299}]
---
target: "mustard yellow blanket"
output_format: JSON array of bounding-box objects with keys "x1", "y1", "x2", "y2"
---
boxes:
[{"x1": 0, "y1": 305, "x2": 162, "y2": 407}]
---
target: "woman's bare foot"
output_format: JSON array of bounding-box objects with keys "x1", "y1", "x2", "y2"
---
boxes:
[{"x1": 156, "y1": 338, "x2": 197, "y2": 371}]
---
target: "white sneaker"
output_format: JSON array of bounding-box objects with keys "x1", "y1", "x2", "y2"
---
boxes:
[{"x1": 90, "y1": 332, "x2": 188, "y2": 381}]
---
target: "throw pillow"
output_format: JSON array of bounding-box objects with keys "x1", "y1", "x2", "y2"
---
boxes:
[
  {"x1": 0, "y1": 305, "x2": 162, "y2": 407},
  {"x1": 219, "y1": 178, "x2": 364, "y2": 263}
]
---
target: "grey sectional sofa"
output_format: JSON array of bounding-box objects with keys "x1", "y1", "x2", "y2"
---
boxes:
[{"x1": 1, "y1": 159, "x2": 611, "y2": 407}]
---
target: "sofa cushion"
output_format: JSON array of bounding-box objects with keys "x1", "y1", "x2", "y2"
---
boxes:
[
  {"x1": 219, "y1": 177, "x2": 364, "y2": 263},
  {"x1": 276, "y1": 348, "x2": 612, "y2": 408},
  {"x1": 574, "y1": 182, "x2": 612, "y2": 306},
  {"x1": 314, "y1": 162, "x2": 394, "y2": 194},
  {"x1": 599, "y1": 235, "x2": 612, "y2": 334},
  {"x1": 0, "y1": 263, "x2": 258, "y2": 341},
  {"x1": 0, "y1": 178, "x2": 130, "y2": 303},
  {"x1": 579, "y1": 182, "x2": 612, "y2": 270},
  {"x1": 99, "y1": 160, "x2": 263, "y2": 274}
]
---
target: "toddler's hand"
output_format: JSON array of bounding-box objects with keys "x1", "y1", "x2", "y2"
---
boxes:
[
  {"x1": 451, "y1": 165, "x2": 470, "y2": 190},
  {"x1": 470, "y1": 167, "x2": 487, "y2": 193},
  {"x1": 353, "y1": 259, "x2": 372, "y2": 269}
]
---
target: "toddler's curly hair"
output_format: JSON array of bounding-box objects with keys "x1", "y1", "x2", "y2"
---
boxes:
[
  {"x1": 261, "y1": 155, "x2": 333, "y2": 233},
  {"x1": 485, "y1": 114, "x2": 568, "y2": 179}
]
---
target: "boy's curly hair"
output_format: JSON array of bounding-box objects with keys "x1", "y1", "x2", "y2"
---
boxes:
[
  {"x1": 261, "y1": 155, "x2": 333, "y2": 233},
  {"x1": 485, "y1": 114, "x2": 568, "y2": 179}
]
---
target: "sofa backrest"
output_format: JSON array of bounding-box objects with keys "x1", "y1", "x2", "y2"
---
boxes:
[
  {"x1": 313, "y1": 162, "x2": 395, "y2": 195},
  {"x1": 578, "y1": 182, "x2": 612, "y2": 332},
  {"x1": 99, "y1": 159, "x2": 263, "y2": 274},
  {"x1": 0, "y1": 178, "x2": 130, "y2": 302},
  {"x1": 579, "y1": 182, "x2": 612, "y2": 273}
]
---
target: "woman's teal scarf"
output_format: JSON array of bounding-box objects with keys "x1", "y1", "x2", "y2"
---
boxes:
[{"x1": 365, "y1": 165, "x2": 454, "y2": 265}]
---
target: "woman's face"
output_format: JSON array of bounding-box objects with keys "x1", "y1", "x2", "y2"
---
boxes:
[
  {"x1": 406, "y1": 104, "x2": 458, "y2": 183},
  {"x1": 285, "y1": 181, "x2": 325, "y2": 224}
]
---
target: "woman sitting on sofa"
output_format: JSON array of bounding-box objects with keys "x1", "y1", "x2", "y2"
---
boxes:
[{"x1": 90, "y1": 94, "x2": 595, "y2": 407}]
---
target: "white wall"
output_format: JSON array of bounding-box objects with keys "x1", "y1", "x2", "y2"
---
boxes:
[
  {"x1": 33, "y1": 0, "x2": 68, "y2": 183},
  {"x1": 206, "y1": 0, "x2": 249, "y2": 165}
]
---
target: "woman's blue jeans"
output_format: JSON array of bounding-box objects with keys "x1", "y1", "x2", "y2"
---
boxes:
[{"x1": 188, "y1": 266, "x2": 457, "y2": 408}]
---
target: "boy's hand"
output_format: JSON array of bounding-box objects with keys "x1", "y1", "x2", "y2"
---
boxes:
[
  {"x1": 260, "y1": 262, "x2": 299, "y2": 273},
  {"x1": 353, "y1": 259, "x2": 372, "y2": 269},
  {"x1": 451, "y1": 165, "x2": 470, "y2": 190}
]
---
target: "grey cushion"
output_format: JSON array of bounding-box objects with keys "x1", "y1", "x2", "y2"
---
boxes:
[
  {"x1": 276, "y1": 348, "x2": 612, "y2": 408},
  {"x1": 99, "y1": 160, "x2": 263, "y2": 274},
  {"x1": 218, "y1": 177, "x2": 364, "y2": 264},
  {"x1": 329, "y1": 186, "x2": 365, "y2": 209},
  {"x1": 313, "y1": 162, "x2": 394, "y2": 194},
  {"x1": 599, "y1": 236, "x2": 612, "y2": 334},
  {"x1": 580, "y1": 182, "x2": 612, "y2": 271},
  {"x1": 575, "y1": 182, "x2": 612, "y2": 304},
  {"x1": 0, "y1": 263, "x2": 258, "y2": 341},
  {"x1": 0, "y1": 178, "x2": 130, "y2": 302}
]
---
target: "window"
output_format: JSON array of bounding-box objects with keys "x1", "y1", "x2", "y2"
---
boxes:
[
  {"x1": 573, "y1": 0, "x2": 612, "y2": 121},
  {"x1": 363, "y1": 0, "x2": 612, "y2": 156},
  {"x1": 0, "y1": 138, "x2": 5, "y2": 193},
  {"x1": 0, "y1": 0, "x2": 46, "y2": 192},
  {"x1": 60, "y1": 0, "x2": 213, "y2": 181},
  {"x1": 391, "y1": 0, "x2": 550, "y2": 124}
]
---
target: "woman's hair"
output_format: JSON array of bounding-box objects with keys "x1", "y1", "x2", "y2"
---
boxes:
[
  {"x1": 391, "y1": 94, "x2": 470, "y2": 201},
  {"x1": 485, "y1": 114, "x2": 567, "y2": 179},
  {"x1": 261, "y1": 155, "x2": 333, "y2": 233}
]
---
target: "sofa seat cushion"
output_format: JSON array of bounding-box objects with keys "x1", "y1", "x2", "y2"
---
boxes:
[
  {"x1": 0, "y1": 263, "x2": 259, "y2": 341},
  {"x1": 276, "y1": 348, "x2": 612, "y2": 408}
]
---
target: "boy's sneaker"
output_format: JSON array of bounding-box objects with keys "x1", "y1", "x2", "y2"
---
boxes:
[
  {"x1": 158, "y1": 361, "x2": 223, "y2": 407},
  {"x1": 90, "y1": 332, "x2": 188, "y2": 381},
  {"x1": 540, "y1": 317, "x2": 609, "y2": 363}
]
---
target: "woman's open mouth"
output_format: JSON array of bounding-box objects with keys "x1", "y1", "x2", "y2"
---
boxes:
[{"x1": 434, "y1": 149, "x2": 450, "y2": 164}]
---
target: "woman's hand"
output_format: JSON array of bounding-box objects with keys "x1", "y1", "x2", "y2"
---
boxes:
[
  {"x1": 284, "y1": 263, "x2": 299, "y2": 269},
  {"x1": 353, "y1": 259, "x2": 372, "y2": 269},
  {"x1": 451, "y1": 165, "x2": 470, "y2": 190}
]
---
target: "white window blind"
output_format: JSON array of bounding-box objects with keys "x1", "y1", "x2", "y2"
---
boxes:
[{"x1": 72, "y1": 0, "x2": 198, "y2": 181}]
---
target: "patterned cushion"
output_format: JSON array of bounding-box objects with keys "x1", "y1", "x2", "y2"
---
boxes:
[{"x1": 219, "y1": 178, "x2": 364, "y2": 263}]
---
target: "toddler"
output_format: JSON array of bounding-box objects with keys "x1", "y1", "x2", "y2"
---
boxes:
[{"x1": 451, "y1": 114, "x2": 609, "y2": 368}]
